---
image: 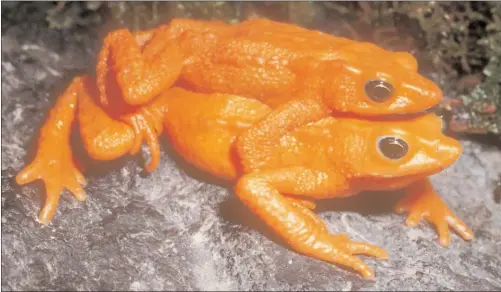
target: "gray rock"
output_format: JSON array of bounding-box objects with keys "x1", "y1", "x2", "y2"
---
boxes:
[{"x1": 2, "y1": 6, "x2": 501, "y2": 291}]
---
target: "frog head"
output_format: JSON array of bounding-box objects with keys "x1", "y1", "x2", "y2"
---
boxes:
[
  {"x1": 334, "y1": 113, "x2": 461, "y2": 190},
  {"x1": 322, "y1": 43, "x2": 442, "y2": 116}
]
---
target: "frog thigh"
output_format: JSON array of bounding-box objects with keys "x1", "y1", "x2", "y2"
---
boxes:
[{"x1": 77, "y1": 79, "x2": 135, "y2": 161}]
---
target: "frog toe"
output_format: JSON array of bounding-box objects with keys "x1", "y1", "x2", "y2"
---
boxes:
[
  {"x1": 395, "y1": 179, "x2": 474, "y2": 246},
  {"x1": 121, "y1": 109, "x2": 162, "y2": 172}
]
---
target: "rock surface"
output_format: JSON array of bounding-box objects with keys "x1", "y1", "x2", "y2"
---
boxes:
[{"x1": 2, "y1": 5, "x2": 501, "y2": 291}]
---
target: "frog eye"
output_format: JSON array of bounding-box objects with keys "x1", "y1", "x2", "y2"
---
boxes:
[
  {"x1": 377, "y1": 136, "x2": 409, "y2": 160},
  {"x1": 365, "y1": 80, "x2": 394, "y2": 102}
]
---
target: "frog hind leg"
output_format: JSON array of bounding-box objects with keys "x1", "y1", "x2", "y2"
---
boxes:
[
  {"x1": 97, "y1": 18, "x2": 234, "y2": 107},
  {"x1": 235, "y1": 167, "x2": 388, "y2": 279},
  {"x1": 16, "y1": 76, "x2": 140, "y2": 224},
  {"x1": 77, "y1": 77, "x2": 135, "y2": 161},
  {"x1": 394, "y1": 177, "x2": 474, "y2": 246},
  {"x1": 16, "y1": 77, "x2": 87, "y2": 224},
  {"x1": 94, "y1": 18, "x2": 234, "y2": 169},
  {"x1": 96, "y1": 25, "x2": 183, "y2": 107}
]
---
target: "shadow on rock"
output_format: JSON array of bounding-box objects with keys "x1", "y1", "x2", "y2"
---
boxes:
[{"x1": 217, "y1": 188, "x2": 404, "y2": 246}]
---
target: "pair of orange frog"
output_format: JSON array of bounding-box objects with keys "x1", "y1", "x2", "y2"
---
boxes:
[{"x1": 16, "y1": 18, "x2": 474, "y2": 279}]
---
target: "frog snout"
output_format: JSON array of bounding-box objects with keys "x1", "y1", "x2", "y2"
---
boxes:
[
  {"x1": 420, "y1": 79, "x2": 443, "y2": 108},
  {"x1": 435, "y1": 137, "x2": 462, "y2": 165}
]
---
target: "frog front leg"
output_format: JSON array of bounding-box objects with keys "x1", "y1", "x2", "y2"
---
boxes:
[
  {"x1": 16, "y1": 76, "x2": 137, "y2": 223},
  {"x1": 77, "y1": 77, "x2": 136, "y2": 161},
  {"x1": 394, "y1": 177, "x2": 474, "y2": 246},
  {"x1": 286, "y1": 197, "x2": 386, "y2": 258},
  {"x1": 237, "y1": 98, "x2": 330, "y2": 172},
  {"x1": 235, "y1": 167, "x2": 388, "y2": 279}
]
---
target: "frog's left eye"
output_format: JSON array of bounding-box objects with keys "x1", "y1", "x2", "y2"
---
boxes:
[
  {"x1": 365, "y1": 80, "x2": 394, "y2": 102},
  {"x1": 377, "y1": 136, "x2": 409, "y2": 160}
]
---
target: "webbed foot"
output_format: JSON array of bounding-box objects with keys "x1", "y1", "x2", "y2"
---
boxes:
[
  {"x1": 395, "y1": 178, "x2": 474, "y2": 246},
  {"x1": 16, "y1": 148, "x2": 86, "y2": 224},
  {"x1": 16, "y1": 77, "x2": 86, "y2": 224}
]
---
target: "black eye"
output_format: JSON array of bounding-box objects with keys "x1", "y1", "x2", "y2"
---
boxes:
[
  {"x1": 365, "y1": 80, "x2": 394, "y2": 102},
  {"x1": 377, "y1": 136, "x2": 409, "y2": 160}
]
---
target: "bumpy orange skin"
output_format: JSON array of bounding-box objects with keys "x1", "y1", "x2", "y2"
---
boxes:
[
  {"x1": 15, "y1": 18, "x2": 468, "y2": 279},
  {"x1": 94, "y1": 18, "x2": 442, "y2": 115},
  {"x1": 177, "y1": 18, "x2": 443, "y2": 115},
  {"x1": 161, "y1": 88, "x2": 473, "y2": 279}
]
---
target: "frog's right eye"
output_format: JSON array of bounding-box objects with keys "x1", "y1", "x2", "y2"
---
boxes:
[
  {"x1": 365, "y1": 80, "x2": 394, "y2": 103},
  {"x1": 377, "y1": 136, "x2": 409, "y2": 160}
]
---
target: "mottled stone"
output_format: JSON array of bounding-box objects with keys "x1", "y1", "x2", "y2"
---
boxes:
[{"x1": 2, "y1": 6, "x2": 501, "y2": 291}]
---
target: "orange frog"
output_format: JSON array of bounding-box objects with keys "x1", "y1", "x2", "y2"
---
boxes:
[
  {"x1": 16, "y1": 77, "x2": 473, "y2": 279},
  {"x1": 95, "y1": 18, "x2": 442, "y2": 109},
  {"x1": 95, "y1": 18, "x2": 443, "y2": 113},
  {"x1": 16, "y1": 18, "x2": 444, "y2": 224},
  {"x1": 95, "y1": 17, "x2": 442, "y2": 166},
  {"x1": 159, "y1": 87, "x2": 471, "y2": 279}
]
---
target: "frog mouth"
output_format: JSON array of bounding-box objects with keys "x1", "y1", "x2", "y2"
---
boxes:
[
  {"x1": 366, "y1": 166, "x2": 445, "y2": 179},
  {"x1": 365, "y1": 139, "x2": 461, "y2": 179},
  {"x1": 330, "y1": 106, "x2": 442, "y2": 123},
  {"x1": 371, "y1": 157, "x2": 459, "y2": 179}
]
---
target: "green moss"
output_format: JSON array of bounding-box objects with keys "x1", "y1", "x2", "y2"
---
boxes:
[
  {"x1": 453, "y1": 3, "x2": 501, "y2": 135},
  {"x1": 456, "y1": 56, "x2": 501, "y2": 134}
]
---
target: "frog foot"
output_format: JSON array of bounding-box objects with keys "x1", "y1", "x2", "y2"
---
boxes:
[
  {"x1": 285, "y1": 196, "x2": 388, "y2": 278},
  {"x1": 16, "y1": 149, "x2": 87, "y2": 224},
  {"x1": 394, "y1": 181, "x2": 474, "y2": 247},
  {"x1": 328, "y1": 234, "x2": 388, "y2": 259},
  {"x1": 121, "y1": 107, "x2": 163, "y2": 172},
  {"x1": 301, "y1": 232, "x2": 388, "y2": 280}
]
